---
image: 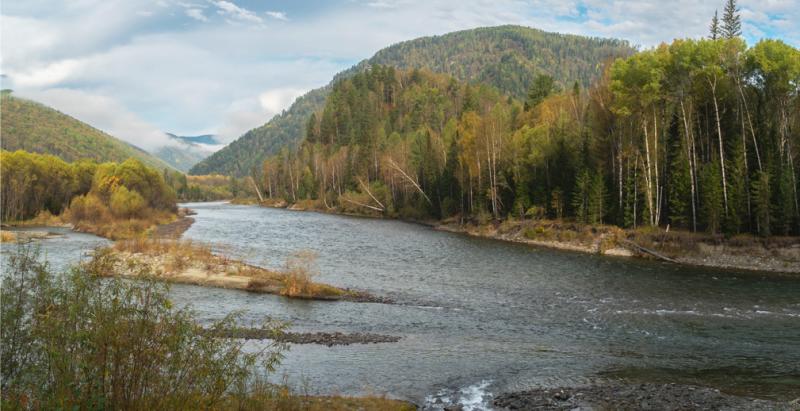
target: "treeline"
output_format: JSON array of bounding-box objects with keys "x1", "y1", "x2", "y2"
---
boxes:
[
  {"x1": 255, "y1": 36, "x2": 799, "y2": 236},
  {"x1": 1, "y1": 150, "x2": 177, "y2": 236},
  {"x1": 164, "y1": 172, "x2": 255, "y2": 202}
]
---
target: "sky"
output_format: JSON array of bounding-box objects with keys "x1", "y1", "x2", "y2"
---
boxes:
[{"x1": 1, "y1": 0, "x2": 797, "y2": 151}]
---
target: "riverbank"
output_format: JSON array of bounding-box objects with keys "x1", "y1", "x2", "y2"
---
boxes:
[
  {"x1": 209, "y1": 328, "x2": 401, "y2": 346},
  {"x1": 97, "y1": 238, "x2": 386, "y2": 302},
  {"x1": 249, "y1": 198, "x2": 800, "y2": 274},
  {"x1": 493, "y1": 382, "x2": 797, "y2": 410},
  {"x1": 437, "y1": 218, "x2": 800, "y2": 274}
]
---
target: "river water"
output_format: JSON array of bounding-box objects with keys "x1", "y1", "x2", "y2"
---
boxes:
[{"x1": 3, "y1": 201, "x2": 799, "y2": 409}]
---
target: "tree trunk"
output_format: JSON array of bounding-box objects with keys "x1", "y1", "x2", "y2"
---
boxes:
[
  {"x1": 710, "y1": 78, "x2": 729, "y2": 214},
  {"x1": 680, "y1": 100, "x2": 698, "y2": 232}
]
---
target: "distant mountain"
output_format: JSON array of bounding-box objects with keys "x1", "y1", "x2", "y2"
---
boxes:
[
  {"x1": 167, "y1": 133, "x2": 218, "y2": 146},
  {"x1": 190, "y1": 25, "x2": 634, "y2": 176},
  {"x1": 153, "y1": 133, "x2": 219, "y2": 172},
  {"x1": 0, "y1": 91, "x2": 174, "y2": 171}
]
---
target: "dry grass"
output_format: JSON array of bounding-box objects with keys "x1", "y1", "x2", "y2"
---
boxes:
[
  {"x1": 1, "y1": 231, "x2": 17, "y2": 242},
  {"x1": 63, "y1": 195, "x2": 178, "y2": 240},
  {"x1": 108, "y1": 239, "x2": 349, "y2": 300}
]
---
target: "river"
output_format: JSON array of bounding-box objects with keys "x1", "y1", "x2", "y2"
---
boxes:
[{"x1": 3, "y1": 201, "x2": 799, "y2": 409}]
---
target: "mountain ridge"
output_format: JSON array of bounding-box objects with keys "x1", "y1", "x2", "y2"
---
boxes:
[{"x1": 189, "y1": 25, "x2": 634, "y2": 176}]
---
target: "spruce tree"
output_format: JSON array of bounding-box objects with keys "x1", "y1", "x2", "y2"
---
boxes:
[
  {"x1": 721, "y1": 0, "x2": 742, "y2": 39},
  {"x1": 709, "y1": 10, "x2": 720, "y2": 40}
]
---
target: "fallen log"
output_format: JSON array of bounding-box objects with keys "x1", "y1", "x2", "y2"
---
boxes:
[{"x1": 619, "y1": 239, "x2": 678, "y2": 263}]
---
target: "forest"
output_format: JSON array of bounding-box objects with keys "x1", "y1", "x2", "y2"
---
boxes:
[
  {"x1": 0, "y1": 150, "x2": 177, "y2": 238},
  {"x1": 254, "y1": 35, "x2": 800, "y2": 236}
]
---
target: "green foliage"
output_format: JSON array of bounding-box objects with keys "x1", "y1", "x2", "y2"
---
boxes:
[
  {"x1": 191, "y1": 25, "x2": 633, "y2": 177},
  {"x1": 721, "y1": 0, "x2": 742, "y2": 39},
  {"x1": 0, "y1": 93, "x2": 172, "y2": 170},
  {"x1": 1, "y1": 246, "x2": 286, "y2": 409},
  {"x1": 109, "y1": 186, "x2": 147, "y2": 218},
  {"x1": 0, "y1": 150, "x2": 177, "y2": 224},
  {"x1": 524, "y1": 74, "x2": 558, "y2": 110},
  {"x1": 0, "y1": 150, "x2": 79, "y2": 221},
  {"x1": 700, "y1": 162, "x2": 724, "y2": 234}
]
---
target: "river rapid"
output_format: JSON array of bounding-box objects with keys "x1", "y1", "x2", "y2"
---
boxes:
[{"x1": 3, "y1": 201, "x2": 799, "y2": 409}]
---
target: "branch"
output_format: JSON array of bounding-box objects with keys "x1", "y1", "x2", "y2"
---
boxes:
[
  {"x1": 357, "y1": 177, "x2": 385, "y2": 210},
  {"x1": 385, "y1": 158, "x2": 432, "y2": 206},
  {"x1": 341, "y1": 198, "x2": 384, "y2": 212}
]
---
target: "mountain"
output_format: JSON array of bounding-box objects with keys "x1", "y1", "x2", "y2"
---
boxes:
[
  {"x1": 190, "y1": 25, "x2": 634, "y2": 176},
  {"x1": 0, "y1": 91, "x2": 174, "y2": 171},
  {"x1": 153, "y1": 133, "x2": 220, "y2": 172},
  {"x1": 168, "y1": 133, "x2": 218, "y2": 145}
]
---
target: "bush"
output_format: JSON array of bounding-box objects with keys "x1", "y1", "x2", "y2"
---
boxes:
[
  {"x1": 67, "y1": 194, "x2": 110, "y2": 222},
  {"x1": 281, "y1": 250, "x2": 321, "y2": 297},
  {"x1": 1, "y1": 246, "x2": 286, "y2": 410},
  {"x1": 109, "y1": 185, "x2": 147, "y2": 218}
]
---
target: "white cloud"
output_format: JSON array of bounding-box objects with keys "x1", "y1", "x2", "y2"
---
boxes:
[
  {"x1": 8, "y1": 59, "x2": 84, "y2": 88},
  {"x1": 185, "y1": 8, "x2": 208, "y2": 22},
  {"x1": 258, "y1": 88, "x2": 306, "y2": 116},
  {"x1": 265, "y1": 11, "x2": 288, "y2": 21},
  {"x1": 213, "y1": 0, "x2": 263, "y2": 25},
  {"x1": 2, "y1": 0, "x2": 797, "y2": 155}
]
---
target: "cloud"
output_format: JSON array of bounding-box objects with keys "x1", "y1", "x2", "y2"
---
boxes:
[
  {"x1": 2, "y1": 0, "x2": 797, "y2": 156},
  {"x1": 213, "y1": 1, "x2": 263, "y2": 25},
  {"x1": 265, "y1": 11, "x2": 289, "y2": 21},
  {"x1": 185, "y1": 8, "x2": 208, "y2": 22}
]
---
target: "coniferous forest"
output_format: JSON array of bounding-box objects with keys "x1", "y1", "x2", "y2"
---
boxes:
[{"x1": 257, "y1": 35, "x2": 799, "y2": 236}]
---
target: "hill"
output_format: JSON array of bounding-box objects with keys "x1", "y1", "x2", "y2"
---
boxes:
[
  {"x1": 189, "y1": 25, "x2": 634, "y2": 176},
  {"x1": 153, "y1": 133, "x2": 219, "y2": 172},
  {"x1": 0, "y1": 91, "x2": 174, "y2": 171}
]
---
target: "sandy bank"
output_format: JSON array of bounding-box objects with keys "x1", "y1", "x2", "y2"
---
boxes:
[{"x1": 95, "y1": 239, "x2": 388, "y2": 302}]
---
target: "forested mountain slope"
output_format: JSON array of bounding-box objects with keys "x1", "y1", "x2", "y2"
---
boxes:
[
  {"x1": 258, "y1": 37, "x2": 800, "y2": 237},
  {"x1": 190, "y1": 25, "x2": 633, "y2": 176},
  {"x1": 0, "y1": 92, "x2": 173, "y2": 171}
]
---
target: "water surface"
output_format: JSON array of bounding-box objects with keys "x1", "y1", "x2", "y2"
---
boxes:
[{"x1": 4, "y1": 203, "x2": 799, "y2": 409}]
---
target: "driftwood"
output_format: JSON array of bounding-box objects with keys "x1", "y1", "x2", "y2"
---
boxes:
[
  {"x1": 619, "y1": 239, "x2": 678, "y2": 263},
  {"x1": 386, "y1": 158, "x2": 432, "y2": 205},
  {"x1": 342, "y1": 198, "x2": 384, "y2": 212},
  {"x1": 248, "y1": 176, "x2": 264, "y2": 203}
]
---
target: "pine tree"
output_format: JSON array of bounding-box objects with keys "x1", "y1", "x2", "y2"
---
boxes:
[
  {"x1": 709, "y1": 10, "x2": 720, "y2": 40},
  {"x1": 700, "y1": 161, "x2": 724, "y2": 233},
  {"x1": 721, "y1": 0, "x2": 742, "y2": 39},
  {"x1": 668, "y1": 131, "x2": 692, "y2": 228},
  {"x1": 751, "y1": 170, "x2": 771, "y2": 236},
  {"x1": 588, "y1": 173, "x2": 606, "y2": 224},
  {"x1": 572, "y1": 169, "x2": 590, "y2": 223}
]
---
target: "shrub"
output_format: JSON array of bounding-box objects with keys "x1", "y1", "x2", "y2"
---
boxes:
[
  {"x1": 67, "y1": 194, "x2": 110, "y2": 222},
  {"x1": 1, "y1": 246, "x2": 287, "y2": 410},
  {"x1": 109, "y1": 185, "x2": 146, "y2": 218},
  {"x1": 281, "y1": 250, "x2": 321, "y2": 298}
]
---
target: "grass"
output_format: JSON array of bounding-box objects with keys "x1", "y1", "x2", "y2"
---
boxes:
[
  {"x1": 67, "y1": 208, "x2": 178, "y2": 240},
  {"x1": 110, "y1": 239, "x2": 349, "y2": 300},
  {"x1": 1, "y1": 231, "x2": 17, "y2": 242}
]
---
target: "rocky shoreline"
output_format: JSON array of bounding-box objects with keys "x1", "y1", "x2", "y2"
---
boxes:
[
  {"x1": 493, "y1": 383, "x2": 798, "y2": 410},
  {"x1": 210, "y1": 328, "x2": 401, "y2": 346},
  {"x1": 436, "y1": 220, "x2": 800, "y2": 275}
]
